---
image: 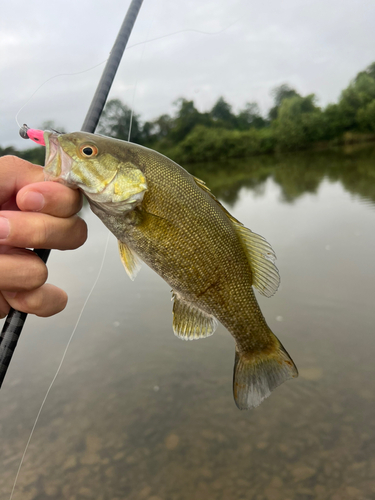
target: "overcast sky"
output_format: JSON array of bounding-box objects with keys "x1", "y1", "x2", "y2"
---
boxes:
[{"x1": 1, "y1": 0, "x2": 375, "y2": 149}]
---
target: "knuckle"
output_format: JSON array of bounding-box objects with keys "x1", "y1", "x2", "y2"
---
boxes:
[
  {"x1": 33, "y1": 218, "x2": 49, "y2": 247},
  {"x1": 26, "y1": 291, "x2": 45, "y2": 313},
  {"x1": 16, "y1": 290, "x2": 44, "y2": 315}
]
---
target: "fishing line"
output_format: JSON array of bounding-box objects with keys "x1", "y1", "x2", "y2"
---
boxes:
[
  {"x1": 10, "y1": 16, "x2": 147, "y2": 489},
  {"x1": 8, "y1": 232, "x2": 110, "y2": 500},
  {"x1": 8, "y1": 13, "x2": 240, "y2": 497},
  {"x1": 15, "y1": 23, "x2": 238, "y2": 130},
  {"x1": 127, "y1": 19, "x2": 154, "y2": 142},
  {"x1": 126, "y1": 21, "x2": 238, "y2": 141},
  {"x1": 126, "y1": 22, "x2": 239, "y2": 51},
  {"x1": 15, "y1": 60, "x2": 108, "y2": 129}
]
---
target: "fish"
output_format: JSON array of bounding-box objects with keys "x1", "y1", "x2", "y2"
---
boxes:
[{"x1": 43, "y1": 130, "x2": 298, "y2": 409}]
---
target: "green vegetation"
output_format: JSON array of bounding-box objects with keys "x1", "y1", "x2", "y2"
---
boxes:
[{"x1": 3, "y1": 62, "x2": 375, "y2": 164}]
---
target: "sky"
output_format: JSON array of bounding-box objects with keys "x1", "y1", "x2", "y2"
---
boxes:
[{"x1": 1, "y1": 0, "x2": 375, "y2": 149}]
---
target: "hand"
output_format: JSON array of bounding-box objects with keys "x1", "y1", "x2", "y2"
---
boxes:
[{"x1": 0, "y1": 156, "x2": 87, "y2": 318}]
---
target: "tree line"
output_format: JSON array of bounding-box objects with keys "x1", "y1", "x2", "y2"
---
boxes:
[{"x1": 2, "y1": 62, "x2": 375, "y2": 165}]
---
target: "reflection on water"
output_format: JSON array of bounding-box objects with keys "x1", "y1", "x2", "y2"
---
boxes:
[
  {"x1": 1, "y1": 145, "x2": 375, "y2": 500},
  {"x1": 190, "y1": 143, "x2": 375, "y2": 208}
]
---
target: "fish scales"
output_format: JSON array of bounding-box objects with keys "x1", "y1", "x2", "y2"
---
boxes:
[
  {"x1": 93, "y1": 146, "x2": 267, "y2": 348},
  {"x1": 43, "y1": 130, "x2": 298, "y2": 409}
]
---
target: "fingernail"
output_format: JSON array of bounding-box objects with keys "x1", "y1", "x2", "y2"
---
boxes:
[
  {"x1": 0, "y1": 217, "x2": 10, "y2": 239},
  {"x1": 3, "y1": 291, "x2": 17, "y2": 299},
  {"x1": 23, "y1": 192, "x2": 45, "y2": 211}
]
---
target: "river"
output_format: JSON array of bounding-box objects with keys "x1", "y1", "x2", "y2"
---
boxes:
[{"x1": 1, "y1": 144, "x2": 375, "y2": 500}]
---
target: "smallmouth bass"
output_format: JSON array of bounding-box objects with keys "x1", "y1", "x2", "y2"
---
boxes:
[{"x1": 43, "y1": 131, "x2": 298, "y2": 409}]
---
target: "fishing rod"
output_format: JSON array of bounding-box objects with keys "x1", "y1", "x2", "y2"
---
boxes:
[{"x1": 0, "y1": 0, "x2": 144, "y2": 388}]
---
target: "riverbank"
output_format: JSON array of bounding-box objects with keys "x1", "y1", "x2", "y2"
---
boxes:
[{"x1": 155, "y1": 127, "x2": 375, "y2": 165}]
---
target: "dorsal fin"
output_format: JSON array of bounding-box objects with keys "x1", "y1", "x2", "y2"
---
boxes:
[
  {"x1": 193, "y1": 176, "x2": 279, "y2": 297},
  {"x1": 193, "y1": 176, "x2": 240, "y2": 224},
  {"x1": 118, "y1": 240, "x2": 142, "y2": 281},
  {"x1": 233, "y1": 223, "x2": 280, "y2": 297},
  {"x1": 172, "y1": 292, "x2": 218, "y2": 340}
]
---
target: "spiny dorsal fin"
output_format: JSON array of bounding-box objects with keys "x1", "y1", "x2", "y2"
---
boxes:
[
  {"x1": 118, "y1": 240, "x2": 142, "y2": 281},
  {"x1": 193, "y1": 176, "x2": 240, "y2": 224},
  {"x1": 172, "y1": 292, "x2": 218, "y2": 340},
  {"x1": 193, "y1": 176, "x2": 279, "y2": 297},
  {"x1": 233, "y1": 223, "x2": 280, "y2": 297}
]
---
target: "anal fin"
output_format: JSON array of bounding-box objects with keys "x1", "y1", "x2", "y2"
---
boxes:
[
  {"x1": 172, "y1": 292, "x2": 218, "y2": 341},
  {"x1": 118, "y1": 240, "x2": 142, "y2": 281}
]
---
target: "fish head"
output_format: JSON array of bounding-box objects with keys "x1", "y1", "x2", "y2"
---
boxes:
[{"x1": 44, "y1": 131, "x2": 147, "y2": 214}]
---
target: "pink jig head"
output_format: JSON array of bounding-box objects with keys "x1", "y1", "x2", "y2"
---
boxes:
[
  {"x1": 27, "y1": 128, "x2": 46, "y2": 146},
  {"x1": 19, "y1": 124, "x2": 46, "y2": 146}
]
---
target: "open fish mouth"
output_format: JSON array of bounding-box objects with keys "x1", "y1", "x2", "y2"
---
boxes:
[
  {"x1": 44, "y1": 131, "x2": 75, "y2": 187},
  {"x1": 44, "y1": 131, "x2": 59, "y2": 168}
]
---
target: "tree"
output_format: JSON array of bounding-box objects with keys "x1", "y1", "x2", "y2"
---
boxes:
[
  {"x1": 170, "y1": 98, "x2": 210, "y2": 142},
  {"x1": 357, "y1": 100, "x2": 375, "y2": 132},
  {"x1": 210, "y1": 97, "x2": 237, "y2": 128},
  {"x1": 273, "y1": 94, "x2": 324, "y2": 150},
  {"x1": 152, "y1": 114, "x2": 174, "y2": 139},
  {"x1": 336, "y1": 63, "x2": 375, "y2": 131},
  {"x1": 269, "y1": 84, "x2": 300, "y2": 120},
  {"x1": 237, "y1": 102, "x2": 267, "y2": 130},
  {"x1": 98, "y1": 99, "x2": 143, "y2": 144}
]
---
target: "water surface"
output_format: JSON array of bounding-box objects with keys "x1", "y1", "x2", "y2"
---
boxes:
[{"x1": 1, "y1": 145, "x2": 375, "y2": 500}]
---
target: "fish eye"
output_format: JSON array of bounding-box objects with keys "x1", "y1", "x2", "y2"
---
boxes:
[{"x1": 80, "y1": 145, "x2": 98, "y2": 157}]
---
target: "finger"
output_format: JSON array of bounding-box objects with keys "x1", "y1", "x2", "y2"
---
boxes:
[
  {"x1": 0, "y1": 211, "x2": 87, "y2": 250},
  {"x1": 3, "y1": 284, "x2": 68, "y2": 317},
  {"x1": 0, "y1": 156, "x2": 44, "y2": 206},
  {"x1": 0, "y1": 293, "x2": 10, "y2": 319},
  {"x1": 17, "y1": 181, "x2": 83, "y2": 218},
  {"x1": 0, "y1": 249, "x2": 48, "y2": 291}
]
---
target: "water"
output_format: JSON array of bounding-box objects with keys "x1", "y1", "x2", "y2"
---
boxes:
[{"x1": 1, "y1": 144, "x2": 375, "y2": 500}]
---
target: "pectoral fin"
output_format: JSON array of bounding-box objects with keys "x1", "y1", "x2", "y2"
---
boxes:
[
  {"x1": 233, "y1": 223, "x2": 280, "y2": 297},
  {"x1": 118, "y1": 240, "x2": 142, "y2": 281},
  {"x1": 172, "y1": 292, "x2": 218, "y2": 340}
]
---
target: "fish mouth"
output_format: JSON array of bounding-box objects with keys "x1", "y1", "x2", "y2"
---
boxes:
[
  {"x1": 44, "y1": 132, "x2": 59, "y2": 172},
  {"x1": 44, "y1": 131, "x2": 75, "y2": 187}
]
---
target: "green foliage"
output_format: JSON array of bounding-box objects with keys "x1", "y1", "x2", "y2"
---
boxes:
[
  {"x1": 357, "y1": 100, "x2": 375, "y2": 132},
  {"x1": 272, "y1": 94, "x2": 325, "y2": 151},
  {"x1": 210, "y1": 96, "x2": 237, "y2": 128},
  {"x1": 169, "y1": 98, "x2": 212, "y2": 143},
  {"x1": 320, "y1": 103, "x2": 346, "y2": 140},
  {"x1": 269, "y1": 84, "x2": 300, "y2": 120},
  {"x1": 2, "y1": 61, "x2": 375, "y2": 164},
  {"x1": 19, "y1": 146, "x2": 46, "y2": 165},
  {"x1": 167, "y1": 125, "x2": 276, "y2": 163},
  {"x1": 336, "y1": 65, "x2": 375, "y2": 131},
  {"x1": 237, "y1": 102, "x2": 267, "y2": 130}
]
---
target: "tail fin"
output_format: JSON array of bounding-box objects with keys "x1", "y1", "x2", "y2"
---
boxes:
[{"x1": 233, "y1": 340, "x2": 298, "y2": 410}]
